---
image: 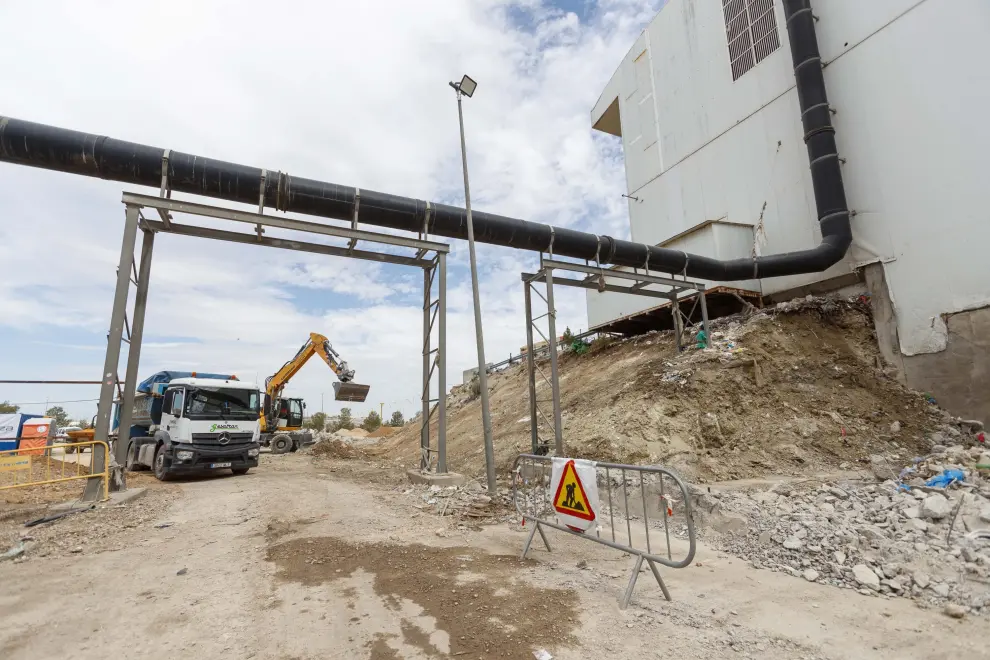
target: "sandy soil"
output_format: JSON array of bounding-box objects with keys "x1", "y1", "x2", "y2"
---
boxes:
[
  {"x1": 0, "y1": 453, "x2": 983, "y2": 659},
  {"x1": 375, "y1": 301, "x2": 947, "y2": 483}
]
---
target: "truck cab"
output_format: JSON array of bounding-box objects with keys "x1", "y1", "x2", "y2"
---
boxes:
[
  {"x1": 129, "y1": 377, "x2": 262, "y2": 480},
  {"x1": 276, "y1": 397, "x2": 305, "y2": 429}
]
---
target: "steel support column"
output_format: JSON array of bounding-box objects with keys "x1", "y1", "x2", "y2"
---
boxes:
[
  {"x1": 543, "y1": 268, "x2": 564, "y2": 455},
  {"x1": 523, "y1": 283, "x2": 539, "y2": 454},
  {"x1": 114, "y1": 223, "x2": 155, "y2": 476},
  {"x1": 91, "y1": 205, "x2": 139, "y2": 497},
  {"x1": 421, "y1": 264, "x2": 431, "y2": 469},
  {"x1": 671, "y1": 294, "x2": 683, "y2": 351},
  {"x1": 418, "y1": 255, "x2": 447, "y2": 473},
  {"x1": 699, "y1": 290, "x2": 711, "y2": 340},
  {"x1": 437, "y1": 253, "x2": 448, "y2": 473}
]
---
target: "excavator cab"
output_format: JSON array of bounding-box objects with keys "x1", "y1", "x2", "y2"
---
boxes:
[{"x1": 333, "y1": 381, "x2": 371, "y2": 402}]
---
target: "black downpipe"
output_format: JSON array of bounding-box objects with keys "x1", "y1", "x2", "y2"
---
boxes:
[{"x1": 0, "y1": 0, "x2": 847, "y2": 281}]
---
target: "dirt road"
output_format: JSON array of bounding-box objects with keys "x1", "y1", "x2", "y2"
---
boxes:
[{"x1": 0, "y1": 455, "x2": 983, "y2": 659}]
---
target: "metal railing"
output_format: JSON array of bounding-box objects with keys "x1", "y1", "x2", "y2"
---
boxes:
[
  {"x1": 487, "y1": 328, "x2": 607, "y2": 373},
  {"x1": 511, "y1": 453, "x2": 696, "y2": 608},
  {"x1": 0, "y1": 441, "x2": 110, "y2": 502}
]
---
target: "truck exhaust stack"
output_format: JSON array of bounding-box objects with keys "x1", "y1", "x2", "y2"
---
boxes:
[{"x1": 333, "y1": 381, "x2": 371, "y2": 402}]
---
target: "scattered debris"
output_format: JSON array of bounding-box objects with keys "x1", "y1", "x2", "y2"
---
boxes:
[
  {"x1": 1, "y1": 542, "x2": 26, "y2": 561},
  {"x1": 23, "y1": 505, "x2": 94, "y2": 528},
  {"x1": 693, "y1": 431, "x2": 990, "y2": 614},
  {"x1": 176, "y1": 567, "x2": 188, "y2": 576}
]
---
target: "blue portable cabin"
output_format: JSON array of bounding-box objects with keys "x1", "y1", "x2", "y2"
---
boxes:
[{"x1": 0, "y1": 413, "x2": 42, "y2": 452}]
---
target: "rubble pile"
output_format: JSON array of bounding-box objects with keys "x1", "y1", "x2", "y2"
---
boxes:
[
  {"x1": 695, "y1": 426, "x2": 990, "y2": 615},
  {"x1": 378, "y1": 294, "x2": 954, "y2": 483},
  {"x1": 311, "y1": 439, "x2": 356, "y2": 459},
  {"x1": 403, "y1": 482, "x2": 513, "y2": 521}
]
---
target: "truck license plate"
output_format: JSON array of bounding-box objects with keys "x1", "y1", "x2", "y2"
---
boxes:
[{"x1": 210, "y1": 462, "x2": 232, "y2": 469}]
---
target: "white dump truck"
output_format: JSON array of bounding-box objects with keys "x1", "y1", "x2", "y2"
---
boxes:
[{"x1": 123, "y1": 371, "x2": 262, "y2": 481}]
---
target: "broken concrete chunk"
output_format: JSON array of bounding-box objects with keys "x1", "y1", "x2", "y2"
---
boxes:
[
  {"x1": 782, "y1": 537, "x2": 803, "y2": 550},
  {"x1": 869, "y1": 455, "x2": 892, "y2": 481},
  {"x1": 852, "y1": 564, "x2": 880, "y2": 590},
  {"x1": 921, "y1": 494, "x2": 952, "y2": 520},
  {"x1": 803, "y1": 569, "x2": 820, "y2": 582},
  {"x1": 943, "y1": 603, "x2": 967, "y2": 619},
  {"x1": 932, "y1": 583, "x2": 950, "y2": 598},
  {"x1": 828, "y1": 487, "x2": 849, "y2": 500},
  {"x1": 913, "y1": 572, "x2": 931, "y2": 589}
]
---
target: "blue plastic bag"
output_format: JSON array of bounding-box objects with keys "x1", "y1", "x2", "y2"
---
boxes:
[{"x1": 925, "y1": 469, "x2": 965, "y2": 488}]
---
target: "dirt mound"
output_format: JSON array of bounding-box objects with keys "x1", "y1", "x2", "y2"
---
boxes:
[
  {"x1": 374, "y1": 298, "x2": 952, "y2": 483},
  {"x1": 368, "y1": 426, "x2": 398, "y2": 438},
  {"x1": 311, "y1": 439, "x2": 356, "y2": 459}
]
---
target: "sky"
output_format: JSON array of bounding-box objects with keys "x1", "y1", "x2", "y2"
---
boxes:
[{"x1": 0, "y1": 0, "x2": 665, "y2": 422}]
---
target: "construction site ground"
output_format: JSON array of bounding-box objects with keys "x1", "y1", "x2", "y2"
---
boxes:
[
  {"x1": 0, "y1": 452, "x2": 983, "y2": 660},
  {"x1": 377, "y1": 299, "x2": 945, "y2": 483}
]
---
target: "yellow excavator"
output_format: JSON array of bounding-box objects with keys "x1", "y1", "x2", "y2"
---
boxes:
[{"x1": 261, "y1": 332, "x2": 370, "y2": 454}]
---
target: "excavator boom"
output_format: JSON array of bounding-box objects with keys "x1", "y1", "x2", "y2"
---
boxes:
[
  {"x1": 265, "y1": 332, "x2": 370, "y2": 407},
  {"x1": 310, "y1": 333, "x2": 371, "y2": 402}
]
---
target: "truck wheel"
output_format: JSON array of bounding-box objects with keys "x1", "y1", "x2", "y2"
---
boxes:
[
  {"x1": 153, "y1": 445, "x2": 172, "y2": 481},
  {"x1": 270, "y1": 434, "x2": 292, "y2": 454},
  {"x1": 64, "y1": 444, "x2": 77, "y2": 454},
  {"x1": 232, "y1": 468, "x2": 250, "y2": 476},
  {"x1": 125, "y1": 443, "x2": 142, "y2": 472}
]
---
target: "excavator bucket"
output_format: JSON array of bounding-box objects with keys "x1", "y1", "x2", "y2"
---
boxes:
[{"x1": 333, "y1": 381, "x2": 370, "y2": 402}]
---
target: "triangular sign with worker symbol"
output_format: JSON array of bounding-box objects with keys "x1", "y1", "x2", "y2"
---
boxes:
[{"x1": 552, "y1": 459, "x2": 596, "y2": 522}]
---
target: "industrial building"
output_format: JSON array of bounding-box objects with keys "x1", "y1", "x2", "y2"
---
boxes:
[{"x1": 585, "y1": 0, "x2": 990, "y2": 422}]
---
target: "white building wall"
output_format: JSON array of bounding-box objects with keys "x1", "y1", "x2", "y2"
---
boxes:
[{"x1": 588, "y1": 0, "x2": 990, "y2": 357}]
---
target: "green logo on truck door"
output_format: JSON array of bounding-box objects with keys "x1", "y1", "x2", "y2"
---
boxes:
[{"x1": 209, "y1": 423, "x2": 239, "y2": 432}]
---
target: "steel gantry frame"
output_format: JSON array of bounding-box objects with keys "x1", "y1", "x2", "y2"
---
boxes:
[
  {"x1": 520, "y1": 258, "x2": 710, "y2": 456},
  {"x1": 94, "y1": 191, "x2": 450, "y2": 490}
]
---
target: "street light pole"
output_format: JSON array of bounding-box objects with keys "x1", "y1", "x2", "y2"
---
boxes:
[{"x1": 450, "y1": 75, "x2": 497, "y2": 494}]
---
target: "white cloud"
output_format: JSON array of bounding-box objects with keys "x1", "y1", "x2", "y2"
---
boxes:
[{"x1": 0, "y1": 0, "x2": 661, "y2": 421}]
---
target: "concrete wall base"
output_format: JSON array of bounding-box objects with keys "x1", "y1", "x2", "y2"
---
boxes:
[
  {"x1": 405, "y1": 469, "x2": 467, "y2": 487},
  {"x1": 865, "y1": 263, "x2": 989, "y2": 424}
]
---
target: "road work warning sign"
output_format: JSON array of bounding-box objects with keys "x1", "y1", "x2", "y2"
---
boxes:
[{"x1": 550, "y1": 458, "x2": 599, "y2": 532}]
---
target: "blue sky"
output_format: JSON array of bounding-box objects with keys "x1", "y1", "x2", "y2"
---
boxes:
[{"x1": 0, "y1": 0, "x2": 665, "y2": 421}]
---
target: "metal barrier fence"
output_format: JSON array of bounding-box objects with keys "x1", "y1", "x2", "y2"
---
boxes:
[
  {"x1": 0, "y1": 441, "x2": 110, "y2": 502},
  {"x1": 512, "y1": 453, "x2": 696, "y2": 608}
]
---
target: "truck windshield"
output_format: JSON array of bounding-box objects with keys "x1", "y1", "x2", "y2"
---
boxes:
[{"x1": 185, "y1": 388, "x2": 260, "y2": 420}]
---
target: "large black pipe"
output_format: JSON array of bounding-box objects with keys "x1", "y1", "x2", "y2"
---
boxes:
[{"x1": 0, "y1": 0, "x2": 847, "y2": 281}]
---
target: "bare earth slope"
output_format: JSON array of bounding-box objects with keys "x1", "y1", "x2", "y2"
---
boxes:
[{"x1": 377, "y1": 298, "x2": 947, "y2": 482}]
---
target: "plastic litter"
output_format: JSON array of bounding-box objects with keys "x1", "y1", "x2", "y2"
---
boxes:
[
  {"x1": 533, "y1": 650, "x2": 553, "y2": 660},
  {"x1": 925, "y1": 469, "x2": 965, "y2": 489},
  {"x1": 696, "y1": 330, "x2": 708, "y2": 349}
]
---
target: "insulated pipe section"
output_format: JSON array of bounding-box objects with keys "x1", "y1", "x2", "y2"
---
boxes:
[{"x1": 0, "y1": 1, "x2": 847, "y2": 281}]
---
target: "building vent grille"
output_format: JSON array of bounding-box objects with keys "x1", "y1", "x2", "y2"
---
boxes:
[{"x1": 723, "y1": 0, "x2": 781, "y2": 81}]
